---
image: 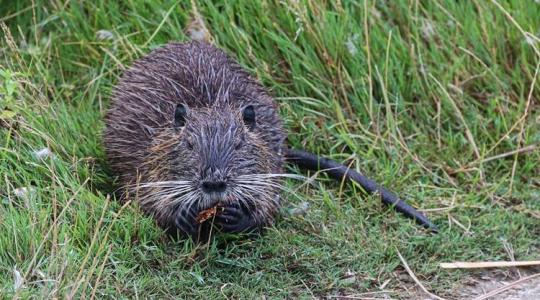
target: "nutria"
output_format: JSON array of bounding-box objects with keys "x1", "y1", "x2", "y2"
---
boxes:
[{"x1": 104, "y1": 42, "x2": 437, "y2": 240}]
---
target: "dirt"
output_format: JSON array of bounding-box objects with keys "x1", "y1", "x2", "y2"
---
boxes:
[
  {"x1": 455, "y1": 269, "x2": 540, "y2": 300},
  {"x1": 377, "y1": 268, "x2": 540, "y2": 299}
]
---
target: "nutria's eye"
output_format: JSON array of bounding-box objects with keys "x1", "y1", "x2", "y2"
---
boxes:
[
  {"x1": 174, "y1": 103, "x2": 188, "y2": 128},
  {"x1": 242, "y1": 105, "x2": 256, "y2": 130}
]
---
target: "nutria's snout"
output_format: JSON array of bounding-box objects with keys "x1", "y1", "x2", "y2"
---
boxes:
[
  {"x1": 199, "y1": 167, "x2": 230, "y2": 205},
  {"x1": 200, "y1": 167, "x2": 228, "y2": 186},
  {"x1": 201, "y1": 180, "x2": 227, "y2": 194},
  {"x1": 200, "y1": 179, "x2": 228, "y2": 206}
]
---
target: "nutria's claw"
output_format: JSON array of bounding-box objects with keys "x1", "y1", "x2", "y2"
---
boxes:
[
  {"x1": 215, "y1": 203, "x2": 258, "y2": 233},
  {"x1": 174, "y1": 205, "x2": 200, "y2": 238}
]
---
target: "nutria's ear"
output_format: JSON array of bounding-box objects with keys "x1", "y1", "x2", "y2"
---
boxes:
[
  {"x1": 174, "y1": 103, "x2": 188, "y2": 129},
  {"x1": 242, "y1": 105, "x2": 256, "y2": 130}
]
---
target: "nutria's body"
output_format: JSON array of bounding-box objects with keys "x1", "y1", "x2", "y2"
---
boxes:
[
  {"x1": 105, "y1": 42, "x2": 286, "y2": 238},
  {"x1": 105, "y1": 42, "x2": 438, "y2": 238}
]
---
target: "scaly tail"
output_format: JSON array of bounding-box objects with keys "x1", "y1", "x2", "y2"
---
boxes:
[{"x1": 285, "y1": 148, "x2": 438, "y2": 233}]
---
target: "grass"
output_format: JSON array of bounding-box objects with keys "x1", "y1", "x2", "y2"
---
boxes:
[{"x1": 1, "y1": 0, "x2": 539, "y2": 298}]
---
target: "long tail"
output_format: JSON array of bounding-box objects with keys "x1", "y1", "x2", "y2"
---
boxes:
[{"x1": 285, "y1": 148, "x2": 438, "y2": 233}]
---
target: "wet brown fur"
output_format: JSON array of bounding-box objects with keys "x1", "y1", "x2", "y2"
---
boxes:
[{"x1": 104, "y1": 42, "x2": 286, "y2": 233}]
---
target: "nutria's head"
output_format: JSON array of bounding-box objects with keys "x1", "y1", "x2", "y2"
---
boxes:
[
  {"x1": 168, "y1": 103, "x2": 276, "y2": 210},
  {"x1": 135, "y1": 102, "x2": 282, "y2": 237}
]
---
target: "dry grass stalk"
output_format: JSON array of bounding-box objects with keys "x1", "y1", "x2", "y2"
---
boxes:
[
  {"x1": 441, "y1": 260, "x2": 540, "y2": 269},
  {"x1": 396, "y1": 249, "x2": 447, "y2": 300}
]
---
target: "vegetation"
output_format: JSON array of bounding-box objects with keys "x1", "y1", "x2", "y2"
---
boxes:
[{"x1": 1, "y1": 0, "x2": 539, "y2": 298}]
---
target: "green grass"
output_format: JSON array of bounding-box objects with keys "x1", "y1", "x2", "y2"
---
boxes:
[{"x1": 1, "y1": 0, "x2": 539, "y2": 298}]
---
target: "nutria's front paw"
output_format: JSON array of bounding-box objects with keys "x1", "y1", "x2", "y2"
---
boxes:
[
  {"x1": 215, "y1": 203, "x2": 259, "y2": 233},
  {"x1": 174, "y1": 205, "x2": 200, "y2": 238}
]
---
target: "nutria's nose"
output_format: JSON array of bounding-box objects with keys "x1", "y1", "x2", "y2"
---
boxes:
[{"x1": 201, "y1": 181, "x2": 227, "y2": 194}]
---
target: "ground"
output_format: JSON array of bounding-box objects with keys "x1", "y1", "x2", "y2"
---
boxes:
[{"x1": 1, "y1": 1, "x2": 539, "y2": 299}]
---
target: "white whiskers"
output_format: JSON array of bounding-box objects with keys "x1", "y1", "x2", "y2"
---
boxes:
[{"x1": 126, "y1": 172, "x2": 308, "y2": 215}]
